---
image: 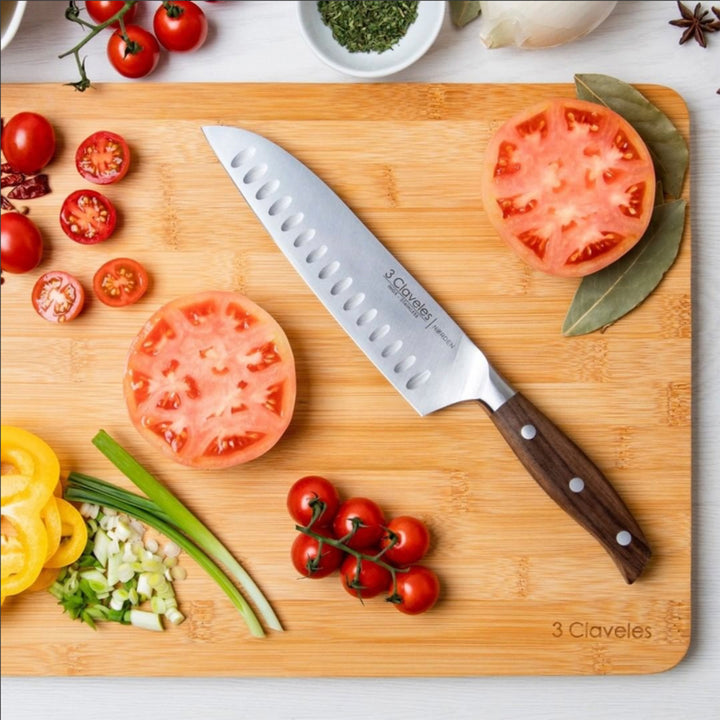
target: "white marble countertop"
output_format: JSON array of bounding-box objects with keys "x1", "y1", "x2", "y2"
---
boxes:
[{"x1": 1, "y1": 1, "x2": 718, "y2": 718}]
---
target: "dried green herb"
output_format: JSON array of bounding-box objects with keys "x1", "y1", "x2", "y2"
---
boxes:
[
  {"x1": 562, "y1": 200, "x2": 687, "y2": 336},
  {"x1": 574, "y1": 73, "x2": 689, "y2": 199},
  {"x1": 449, "y1": 0, "x2": 481, "y2": 28},
  {"x1": 317, "y1": 0, "x2": 419, "y2": 54}
]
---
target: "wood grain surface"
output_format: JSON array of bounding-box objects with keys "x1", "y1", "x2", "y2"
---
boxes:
[{"x1": 0, "y1": 83, "x2": 691, "y2": 677}]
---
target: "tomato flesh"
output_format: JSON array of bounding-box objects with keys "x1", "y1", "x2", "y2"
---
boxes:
[
  {"x1": 93, "y1": 257, "x2": 148, "y2": 307},
  {"x1": 482, "y1": 98, "x2": 655, "y2": 277},
  {"x1": 31, "y1": 271, "x2": 85, "y2": 324},
  {"x1": 60, "y1": 189, "x2": 117, "y2": 244},
  {"x1": 124, "y1": 291, "x2": 296, "y2": 469},
  {"x1": 75, "y1": 131, "x2": 131, "y2": 185}
]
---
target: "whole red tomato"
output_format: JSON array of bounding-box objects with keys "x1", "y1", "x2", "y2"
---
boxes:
[
  {"x1": 340, "y1": 556, "x2": 392, "y2": 600},
  {"x1": 332, "y1": 497, "x2": 386, "y2": 551},
  {"x1": 1, "y1": 212, "x2": 43, "y2": 274},
  {"x1": 86, "y1": 0, "x2": 138, "y2": 27},
  {"x1": 390, "y1": 565, "x2": 440, "y2": 615},
  {"x1": 107, "y1": 25, "x2": 160, "y2": 79},
  {"x1": 1, "y1": 112, "x2": 55, "y2": 174},
  {"x1": 153, "y1": 1, "x2": 208, "y2": 52},
  {"x1": 287, "y1": 475, "x2": 340, "y2": 528},
  {"x1": 291, "y1": 530, "x2": 344, "y2": 579},
  {"x1": 379, "y1": 516, "x2": 430, "y2": 567}
]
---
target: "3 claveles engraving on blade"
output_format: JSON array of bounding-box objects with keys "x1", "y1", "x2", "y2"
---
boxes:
[
  {"x1": 383, "y1": 267, "x2": 457, "y2": 349},
  {"x1": 551, "y1": 619, "x2": 653, "y2": 640}
]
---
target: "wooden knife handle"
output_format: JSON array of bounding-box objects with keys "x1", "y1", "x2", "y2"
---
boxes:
[{"x1": 485, "y1": 393, "x2": 651, "y2": 584}]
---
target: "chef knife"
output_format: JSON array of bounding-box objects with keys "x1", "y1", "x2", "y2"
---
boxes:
[{"x1": 203, "y1": 125, "x2": 651, "y2": 584}]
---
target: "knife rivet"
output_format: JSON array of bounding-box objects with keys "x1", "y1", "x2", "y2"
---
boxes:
[
  {"x1": 520, "y1": 424, "x2": 537, "y2": 440},
  {"x1": 616, "y1": 530, "x2": 632, "y2": 546},
  {"x1": 568, "y1": 477, "x2": 585, "y2": 493}
]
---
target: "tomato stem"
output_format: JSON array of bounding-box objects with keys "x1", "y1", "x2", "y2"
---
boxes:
[{"x1": 60, "y1": 1, "x2": 139, "y2": 91}]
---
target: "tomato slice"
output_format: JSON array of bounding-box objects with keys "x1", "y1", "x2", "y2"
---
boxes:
[
  {"x1": 75, "y1": 130, "x2": 130, "y2": 185},
  {"x1": 124, "y1": 291, "x2": 297, "y2": 469},
  {"x1": 60, "y1": 189, "x2": 117, "y2": 244},
  {"x1": 31, "y1": 271, "x2": 85, "y2": 324},
  {"x1": 93, "y1": 257, "x2": 149, "y2": 307},
  {"x1": 481, "y1": 98, "x2": 655, "y2": 277}
]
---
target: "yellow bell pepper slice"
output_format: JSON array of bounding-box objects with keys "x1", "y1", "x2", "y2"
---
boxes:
[
  {"x1": 44, "y1": 497, "x2": 88, "y2": 569},
  {"x1": 41, "y1": 495, "x2": 63, "y2": 562},
  {"x1": 1, "y1": 427, "x2": 60, "y2": 599}
]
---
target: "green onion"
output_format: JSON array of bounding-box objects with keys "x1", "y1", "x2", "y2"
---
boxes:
[{"x1": 67, "y1": 429, "x2": 283, "y2": 635}]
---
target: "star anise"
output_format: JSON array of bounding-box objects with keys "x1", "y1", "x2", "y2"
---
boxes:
[{"x1": 669, "y1": 1, "x2": 719, "y2": 47}]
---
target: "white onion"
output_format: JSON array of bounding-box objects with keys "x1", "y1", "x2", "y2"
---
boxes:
[{"x1": 478, "y1": 1, "x2": 618, "y2": 49}]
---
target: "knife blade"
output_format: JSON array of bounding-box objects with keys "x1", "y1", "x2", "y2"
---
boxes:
[{"x1": 203, "y1": 125, "x2": 651, "y2": 584}]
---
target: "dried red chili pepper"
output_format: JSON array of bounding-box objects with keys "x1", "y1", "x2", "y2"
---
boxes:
[
  {"x1": 1, "y1": 172, "x2": 25, "y2": 188},
  {"x1": 7, "y1": 174, "x2": 51, "y2": 200}
]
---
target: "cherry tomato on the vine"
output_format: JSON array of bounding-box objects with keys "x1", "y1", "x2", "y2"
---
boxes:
[
  {"x1": 340, "y1": 556, "x2": 392, "y2": 600},
  {"x1": 60, "y1": 189, "x2": 117, "y2": 245},
  {"x1": 379, "y1": 516, "x2": 430, "y2": 567},
  {"x1": 31, "y1": 271, "x2": 85, "y2": 324},
  {"x1": 93, "y1": 257, "x2": 149, "y2": 307},
  {"x1": 1, "y1": 112, "x2": 55, "y2": 174},
  {"x1": 107, "y1": 25, "x2": 160, "y2": 79},
  {"x1": 287, "y1": 475, "x2": 340, "y2": 528},
  {"x1": 291, "y1": 530, "x2": 344, "y2": 579},
  {"x1": 1, "y1": 212, "x2": 43, "y2": 274},
  {"x1": 153, "y1": 1, "x2": 208, "y2": 52},
  {"x1": 389, "y1": 565, "x2": 440, "y2": 615},
  {"x1": 85, "y1": 0, "x2": 138, "y2": 27},
  {"x1": 75, "y1": 130, "x2": 131, "y2": 185},
  {"x1": 333, "y1": 497, "x2": 386, "y2": 551}
]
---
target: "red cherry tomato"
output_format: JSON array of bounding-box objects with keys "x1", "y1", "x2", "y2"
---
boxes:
[
  {"x1": 93, "y1": 257, "x2": 149, "y2": 307},
  {"x1": 340, "y1": 556, "x2": 392, "y2": 600},
  {"x1": 85, "y1": 0, "x2": 138, "y2": 26},
  {"x1": 287, "y1": 476, "x2": 341, "y2": 528},
  {"x1": 1, "y1": 112, "x2": 55, "y2": 174},
  {"x1": 107, "y1": 24, "x2": 160, "y2": 79},
  {"x1": 390, "y1": 565, "x2": 440, "y2": 615},
  {"x1": 153, "y1": 1, "x2": 208, "y2": 52},
  {"x1": 75, "y1": 130, "x2": 131, "y2": 185},
  {"x1": 1, "y1": 212, "x2": 43, "y2": 274},
  {"x1": 379, "y1": 516, "x2": 430, "y2": 567},
  {"x1": 332, "y1": 497, "x2": 386, "y2": 550},
  {"x1": 291, "y1": 530, "x2": 344, "y2": 579},
  {"x1": 60, "y1": 189, "x2": 117, "y2": 245},
  {"x1": 31, "y1": 271, "x2": 85, "y2": 324},
  {"x1": 482, "y1": 98, "x2": 655, "y2": 277}
]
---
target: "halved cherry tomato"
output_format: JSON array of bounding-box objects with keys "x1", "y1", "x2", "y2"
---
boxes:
[
  {"x1": 75, "y1": 130, "x2": 131, "y2": 185},
  {"x1": 1, "y1": 212, "x2": 43, "y2": 274},
  {"x1": 482, "y1": 98, "x2": 655, "y2": 277},
  {"x1": 60, "y1": 189, "x2": 117, "y2": 244},
  {"x1": 124, "y1": 291, "x2": 297, "y2": 469},
  {"x1": 31, "y1": 271, "x2": 85, "y2": 324},
  {"x1": 93, "y1": 257, "x2": 149, "y2": 307},
  {"x1": 107, "y1": 24, "x2": 160, "y2": 79},
  {"x1": 153, "y1": 1, "x2": 208, "y2": 52},
  {"x1": 1, "y1": 112, "x2": 55, "y2": 174},
  {"x1": 85, "y1": 0, "x2": 138, "y2": 26}
]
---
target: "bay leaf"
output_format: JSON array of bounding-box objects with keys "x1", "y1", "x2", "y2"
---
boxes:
[
  {"x1": 574, "y1": 73, "x2": 689, "y2": 199},
  {"x1": 449, "y1": 0, "x2": 481, "y2": 28},
  {"x1": 562, "y1": 199, "x2": 687, "y2": 336}
]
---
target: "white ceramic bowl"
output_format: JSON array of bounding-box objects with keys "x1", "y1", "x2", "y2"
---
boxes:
[
  {"x1": 1, "y1": 0, "x2": 27, "y2": 51},
  {"x1": 298, "y1": 0, "x2": 446, "y2": 78}
]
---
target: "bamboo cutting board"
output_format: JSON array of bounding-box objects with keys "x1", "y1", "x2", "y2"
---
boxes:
[{"x1": 0, "y1": 83, "x2": 691, "y2": 676}]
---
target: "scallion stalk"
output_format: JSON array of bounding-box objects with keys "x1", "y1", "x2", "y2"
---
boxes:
[{"x1": 90, "y1": 430, "x2": 282, "y2": 633}]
